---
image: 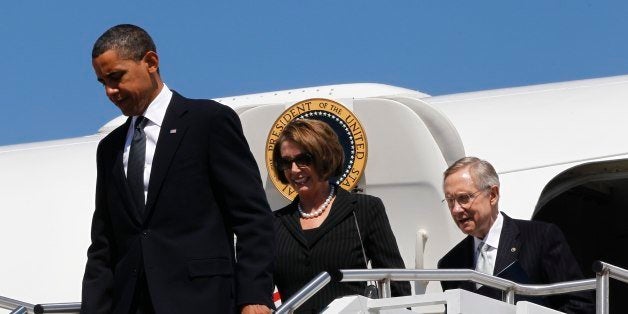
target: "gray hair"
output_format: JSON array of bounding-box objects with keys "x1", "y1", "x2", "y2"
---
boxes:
[{"x1": 444, "y1": 157, "x2": 499, "y2": 189}]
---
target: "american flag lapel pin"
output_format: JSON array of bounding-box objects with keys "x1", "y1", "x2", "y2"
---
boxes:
[{"x1": 170, "y1": 129, "x2": 177, "y2": 134}]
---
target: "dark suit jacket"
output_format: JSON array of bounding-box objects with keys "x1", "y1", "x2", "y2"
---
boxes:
[
  {"x1": 274, "y1": 187, "x2": 410, "y2": 313},
  {"x1": 438, "y1": 213, "x2": 594, "y2": 313},
  {"x1": 81, "y1": 92, "x2": 275, "y2": 313}
]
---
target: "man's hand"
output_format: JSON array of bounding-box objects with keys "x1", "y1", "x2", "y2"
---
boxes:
[{"x1": 241, "y1": 304, "x2": 272, "y2": 314}]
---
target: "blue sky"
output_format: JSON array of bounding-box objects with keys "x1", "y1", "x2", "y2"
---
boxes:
[{"x1": 1, "y1": 1, "x2": 626, "y2": 146}]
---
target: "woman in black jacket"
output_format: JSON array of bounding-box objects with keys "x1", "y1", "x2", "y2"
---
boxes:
[{"x1": 272, "y1": 118, "x2": 410, "y2": 312}]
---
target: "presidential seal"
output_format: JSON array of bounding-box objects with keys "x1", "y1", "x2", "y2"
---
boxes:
[{"x1": 266, "y1": 98, "x2": 368, "y2": 200}]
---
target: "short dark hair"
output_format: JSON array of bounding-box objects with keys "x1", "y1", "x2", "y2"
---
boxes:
[
  {"x1": 92, "y1": 24, "x2": 156, "y2": 60},
  {"x1": 272, "y1": 119, "x2": 344, "y2": 184}
]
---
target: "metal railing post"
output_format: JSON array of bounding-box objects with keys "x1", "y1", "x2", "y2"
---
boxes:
[
  {"x1": 276, "y1": 272, "x2": 331, "y2": 314},
  {"x1": 593, "y1": 261, "x2": 610, "y2": 314},
  {"x1": 33, "y1": 302, "x2": 82, "y2": 313},
  {"x1": 274, "y1": 262, "x2": 628, "y2": 313},
  {"x1": 0, "y1": 295, "x2": 34, "y2": 313},
  {"x1": 9, "y1": 306, "x2": 27, "y2": 314},
  {"x1": 381, "y1": 278, "x2": 391, "y2": 298},
  {"x1": 7, "y1": 261, "x2": 627, "y2": 314},
  {"x1": 376, "y1": 280, "x2": 385, "y2": 298},
  {"x1": 595, "y1": 271, "x2": 609, "y2": 314},
  {"x1": 414, "y1": 229, "x2": 429, "y2": 295},
  {"x1": 504, "y1": 289, "x2": 515, "y2": 304}
]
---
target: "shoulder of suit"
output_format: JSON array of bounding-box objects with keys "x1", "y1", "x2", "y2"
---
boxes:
[
  {"x1": 99, "y1": 121, "x2": 128, "y2": 146},
  {"x1": 340, "y1": 189, "x2": 380, "y2": 204},
  {"x1": 438, "y1": 236, "x2": 472, "y2": 268},
  {"x1": 338, "y1": 190, "x2": 382, "y2": 212},
  {"x1": 505, "y1": 214, "x2": 556, "y2": 235},
  {"x1": 348, "y1": 192, "x2": 389, "y2": 227},
  {"x1": 274, "y1": 200, "x2": 297, "y2": 218},
  {"x1": 184, "y1": 97, "x2": 225, "y2": 108},
  {"x1": 173, "y1": 92, "x2": 230, "y2": 113}
]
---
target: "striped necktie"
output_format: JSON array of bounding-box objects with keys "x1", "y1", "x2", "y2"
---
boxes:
[
  {"x1": 475, "y1": 241, "x2": 491, "y2": 288},
  {"x1": 127, "y1": 116, "x2": 148, "y2": 215}
]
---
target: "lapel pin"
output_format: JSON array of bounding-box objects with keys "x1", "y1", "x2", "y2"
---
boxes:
[
  {"x1": 511, "y1": 247, "x2": 517, "y2": 252},
  {"x1": 170, "y1": 129, "x2": 177, "y2": 134}
]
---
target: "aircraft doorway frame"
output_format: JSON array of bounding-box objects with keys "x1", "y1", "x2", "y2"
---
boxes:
[{"x1": 533, "y1": 159, "x2": 628, "y2": 313}]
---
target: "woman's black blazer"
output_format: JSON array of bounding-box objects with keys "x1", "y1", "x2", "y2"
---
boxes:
[{"x1": 274, "y1": 187, "x2": 410, "y2": 312}]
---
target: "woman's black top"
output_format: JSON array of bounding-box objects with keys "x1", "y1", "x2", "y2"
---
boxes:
[
  {"x1": 274, "y1": 187, "x2": 410, "y2": 313},
  {"x1": 302, "y1": 227, "x2": 320, "y2": 244}
]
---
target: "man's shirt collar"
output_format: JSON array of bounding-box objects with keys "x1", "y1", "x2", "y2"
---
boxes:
[
  {"x1": 474, "y1": 211, "x2": 503, "y2": 251},
  {"x1": 138, "y1": 83, "x2": 172, "y2": 127}
]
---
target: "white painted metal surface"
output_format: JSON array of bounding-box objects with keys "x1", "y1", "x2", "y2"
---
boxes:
[
  {"x1": 0, "y1": 135, "x2": 102, "y2": 306},
  {"x1": 324, "y1": 289, "x2": 515, "y2": 313},
  {"x1": 425, "y1": 75, "x2": 628, "y2": 219},
  {"x1": 214, "y1": 83, "x2": 428, "y2": 109},
  {"x1": 1, "y1": 75, "x2": 626, "y2": 311},
  {"x1": 322, "y1": 291, "x2": 566, "y2": 313}
]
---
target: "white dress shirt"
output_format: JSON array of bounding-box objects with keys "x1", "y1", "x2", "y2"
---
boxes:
[
  {"x1": 123, "y1": 84, "x2": 173, "y2": 204},
  {"x1": 473, "y1": 212, "x2": 504, "y2": 275}
]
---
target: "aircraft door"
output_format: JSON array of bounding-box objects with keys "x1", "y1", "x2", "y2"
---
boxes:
[
  {"x1": 239, "y1": 97, "x2": 466, "y2": 294},
  {"x1": 534, "y1": 159, "x2": 628, "y2": 312}
]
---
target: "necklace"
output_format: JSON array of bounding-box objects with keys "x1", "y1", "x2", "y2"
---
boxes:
[{"x1": 298, "y1": 185, "x2": 335, "y2": 219}]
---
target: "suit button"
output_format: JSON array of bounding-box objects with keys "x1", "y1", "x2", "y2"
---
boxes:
[{"x1": 142, "y1": 230, "x2": 149, "y2": 237}]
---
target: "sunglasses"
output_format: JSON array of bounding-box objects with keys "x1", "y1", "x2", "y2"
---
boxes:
[{"x1": 276, "y1": 153, "x2": 314, "y2": 171}]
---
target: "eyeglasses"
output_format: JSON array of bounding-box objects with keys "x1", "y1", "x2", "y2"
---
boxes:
[
  {"x1": 276, "y1": 153, "x2": 314, "y2": 171},
  {"x1": 442, "y1": 188, "x2": 489, "y2": 209}
]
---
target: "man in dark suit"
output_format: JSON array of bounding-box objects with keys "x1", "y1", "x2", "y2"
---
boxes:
[
  {"x1": 437, "y1": 157, "x2": 594, "y2": 313},
  {"x1": 81, "y1": 24, "x2": 274, "y2": 314}
]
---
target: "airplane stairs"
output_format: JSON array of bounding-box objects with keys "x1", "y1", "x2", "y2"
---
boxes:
[
  {"x1": 0, "y1": 261, "x2": 625, "y2": 313},
  {"x1": 276, "y1": 261, "x2": 628, "y2": 314}
]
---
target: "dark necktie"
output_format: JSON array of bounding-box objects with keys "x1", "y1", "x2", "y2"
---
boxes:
[{"x1": 128, "y1": 116, "x2": 148, "y2": 214}]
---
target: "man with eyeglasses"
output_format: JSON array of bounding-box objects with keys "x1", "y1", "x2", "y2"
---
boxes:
[{"x1": 437, "y1": 157, "x2": 593, "y2": 313}]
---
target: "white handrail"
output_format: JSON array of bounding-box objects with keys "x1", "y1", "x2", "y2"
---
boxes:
[
  {"x1": 0, "y1": 295, "x2": 80, "y2": 314},
  {"x1": 2, "y1": 260, "x2": 626, "y2": 314},
  {"x1": 0, "y1": 296, "x2": 33, "y2": 313},
  {"x1": 276, "y1": 268, "x2": 597, "y2": 313},
  {"x1": 8, "y1": 306, "x2": 27, "y2": 314},
  {"x1": 414, "y1": 229, "x2": 429, "y2": 295},
  {"x1": 33, "y1": 303, "x2": 81, "y2": 314}
]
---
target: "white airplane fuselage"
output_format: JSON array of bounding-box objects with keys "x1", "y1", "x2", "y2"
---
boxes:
[{"x1": 1, "y1": 75, "x2": 627, "y2": 310}]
